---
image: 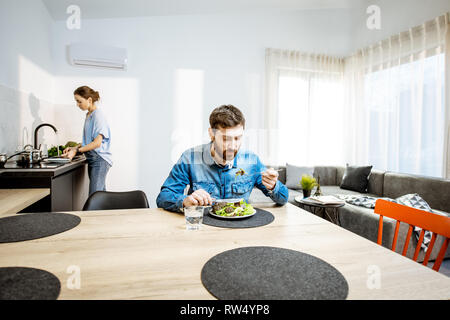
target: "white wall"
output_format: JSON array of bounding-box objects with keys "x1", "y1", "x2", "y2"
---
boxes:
[
  {"x1": 51, "y1": 9, "x2": 354, "y2": 206},
  {"x1": 0, "y1": 0, "x2": 57, "y2": 154}
]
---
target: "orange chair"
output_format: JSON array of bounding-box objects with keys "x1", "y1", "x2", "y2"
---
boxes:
[{"x1": 373, "y1": 199, "x2": 450, "y2": 272}]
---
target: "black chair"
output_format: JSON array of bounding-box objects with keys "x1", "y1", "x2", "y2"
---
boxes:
[{"x1": 82, "y1": 191, "x2": 149, "y2": 211}]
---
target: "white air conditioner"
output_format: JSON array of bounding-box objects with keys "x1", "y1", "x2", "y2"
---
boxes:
[{"x1": 68, "y1": 43, "x2": 128, "y2": 70}]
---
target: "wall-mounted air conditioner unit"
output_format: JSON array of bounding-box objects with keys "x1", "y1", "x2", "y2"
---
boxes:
[{"x1": 68, "y1": 43, "x2": 128, "y2": 70}]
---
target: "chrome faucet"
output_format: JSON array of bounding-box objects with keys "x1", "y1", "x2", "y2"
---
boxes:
[{"x1": 34, "y1": 123, "x2": 58, "y2": 150}]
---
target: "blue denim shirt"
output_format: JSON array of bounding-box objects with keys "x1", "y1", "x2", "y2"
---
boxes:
[{"x1": 156, "y1": 142, "x2": 289, "y2": 212}]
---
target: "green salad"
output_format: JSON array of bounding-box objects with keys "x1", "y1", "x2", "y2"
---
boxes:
[
  {"x1": 47, "y1": 141, "x2": 80, "y2": 157},
  {"x1": 212, "y1": 199, "x2": 255, "y2": 217},
  {"x1": 47, "y1": 145, "x2": 66, "y2": 157}
]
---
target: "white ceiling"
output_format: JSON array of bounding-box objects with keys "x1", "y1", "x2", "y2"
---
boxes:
[{"x1": 42, "y1": 0, "x2": 362, "y2": 20}]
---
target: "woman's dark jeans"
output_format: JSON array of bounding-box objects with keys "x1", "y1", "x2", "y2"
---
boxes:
[{"x1": 85, "y1": 151, "x2": 111, "y2": 196}]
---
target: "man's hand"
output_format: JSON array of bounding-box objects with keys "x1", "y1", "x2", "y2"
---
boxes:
[
  {"x1": 262, "y1": 168, "x2": 279, "y2": 191},
  {"x1": 62, "y1": 147, "x2": 77, "y2": 160},
  {"x1": 183, "y1": 189, "x2": 214, "y2": 207}
]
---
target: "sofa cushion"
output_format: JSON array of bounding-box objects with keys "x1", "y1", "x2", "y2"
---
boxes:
[
  {"x1": 337, "y1": 167, "x2": 384, "y2": 197},
  {"x1": 336, "y1": 166, "x2": 345, "y2": 186},
  {"x1": 383, "y1": 172, "x2": 450, "y2": 213},
  {"x1": 319, "y1": 186, "x2": 377, "y2": 197},
  {"x1": 277, "y1": 167, "x2": 287, "y2": 185},
  {"x1": 367, "y1": 169, "x2": 385, "y2": 197},
  {"x1": 313, "y1": 167, "x2": 337, "y2": 186},
  {"x1": 285, "y1": 164, "x2": 314, "y2": 190},
  {"x1": 340, "y1": 165, "x2": 373, "y2": 193}
]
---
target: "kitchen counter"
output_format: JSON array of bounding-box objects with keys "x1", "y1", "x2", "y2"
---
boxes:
[
  {"x1": 0, "y1": 156, "x2": 89, "y2": 212},
  {"x1": 0, "y1": 156, "x2": 87, "y2": 178}
]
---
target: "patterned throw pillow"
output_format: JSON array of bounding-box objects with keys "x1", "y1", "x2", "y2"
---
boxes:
[
  {"x1": 335, "y1": 194, "x2": 394, "y2": 209},
  {"x1": 395, "y1": 194, "x2": 433, "y2": 213},
  {"x1": 395, "y1": 194, "x2": 433, "y2": 252}
]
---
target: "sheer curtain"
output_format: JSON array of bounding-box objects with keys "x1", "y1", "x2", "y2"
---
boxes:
[
  {"x1": 445, "y1": 13, "x2": 450, "y2": 179},
  {"x1": 344, "y1": 13, "x2": 450, "y2": 178},
  {"x1": 264, "y1": 49, "x2": 345, "y2": 166}
]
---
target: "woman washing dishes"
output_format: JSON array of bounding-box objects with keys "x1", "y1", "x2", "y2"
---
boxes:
[{"x1": 63, "y1": 86, "x2": 112, "y2": 196}]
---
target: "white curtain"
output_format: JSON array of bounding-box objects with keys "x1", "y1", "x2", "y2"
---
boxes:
[
  {"x1": 344, "y1": 12, "x2": 450, "y2": 178},
  {"x1": 445, "y1": 14, "x2": 450, "y2": 179},
  {"x1": 265, "y1": 12, "x2": 450, "y2": 178},
  {"x1": 264, "y1": 49, "x2": 345, "y2": 166}
]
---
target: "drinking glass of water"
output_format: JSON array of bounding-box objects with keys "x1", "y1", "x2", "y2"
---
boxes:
[{"x1": 184, "y1": 206, "x2": 205, "y2": 230}]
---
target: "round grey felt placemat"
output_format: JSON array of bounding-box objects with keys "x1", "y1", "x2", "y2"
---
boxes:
[
  {"x1": 201, "y1": 246, "x2": 349, "y2": 300},
  {"x1": 0, "y1": 267, "x2": 61, "y2": 300},
  {"x1": 0, "y1": 212, "x2": 81, "y2": 243},
  {"x1": 203, "y1": 208, "x2": 274, "y2": 228}
]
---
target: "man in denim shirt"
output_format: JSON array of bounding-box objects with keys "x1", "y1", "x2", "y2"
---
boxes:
[{"x1": 156, "y1": 105, "x2": 289, "y2": 212}]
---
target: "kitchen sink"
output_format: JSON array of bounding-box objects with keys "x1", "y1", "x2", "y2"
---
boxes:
[{"x1": 1, "y1": 155, "x2": 85, "y2": 169}]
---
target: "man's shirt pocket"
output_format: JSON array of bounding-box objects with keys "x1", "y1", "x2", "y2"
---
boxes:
[
  {"x1": 192, "y1": 181, "x2": 219, "y2": 197},
  {"x1": 231, "y1": 178, "x2": 254, "y2": 196}
]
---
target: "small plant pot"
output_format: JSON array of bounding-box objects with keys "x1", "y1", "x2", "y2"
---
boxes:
[{"x1": 302, "y1": 189, "x2": 311, "y2": 198}]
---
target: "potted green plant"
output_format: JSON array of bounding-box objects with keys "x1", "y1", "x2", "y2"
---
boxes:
[{"x1": 300, "y1": 174, "x2": 318, "y2": 198}]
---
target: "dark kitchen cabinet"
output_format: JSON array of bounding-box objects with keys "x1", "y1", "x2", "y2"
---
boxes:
[
  {"x1": 72, "y1": 164, "x2": 89, "y2": 211},
  {"x1": 51, "y1": 169, "x2": 73, "y2": 211}
]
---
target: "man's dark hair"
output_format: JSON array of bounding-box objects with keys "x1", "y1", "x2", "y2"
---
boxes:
[{"x1": 209, "y1": 105, "x2": 245, "y2": 129}]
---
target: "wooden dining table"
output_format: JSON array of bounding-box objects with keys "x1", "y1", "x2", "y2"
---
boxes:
[{"x1": 0, "y1": 202, "x2": 449, "y2": 300}]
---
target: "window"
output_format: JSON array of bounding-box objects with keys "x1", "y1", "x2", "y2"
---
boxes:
[
  {"x1": 364, "y1": 54, "x2": 445, "y2": 177},
  {"x1": 277, "y1": 70, "x2": 344, "y2": 166}
]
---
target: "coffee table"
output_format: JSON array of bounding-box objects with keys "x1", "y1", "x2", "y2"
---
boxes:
[{"x1": 294, "y1": 195, "x2": 344, "y2": 226}]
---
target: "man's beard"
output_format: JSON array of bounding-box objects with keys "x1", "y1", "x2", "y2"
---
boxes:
[{"x1": 212, "y1": 140, "x2": 238, "y2": 162}]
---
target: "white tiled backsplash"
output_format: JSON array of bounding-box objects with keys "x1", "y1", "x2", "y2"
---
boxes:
[{"x1": 0, "y1": 83, "x2": 82, "y2": 155}]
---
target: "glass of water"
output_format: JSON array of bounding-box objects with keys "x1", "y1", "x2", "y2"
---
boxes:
[{"x1": 184, "y1": 206, "x2": 205, "y2": 230}]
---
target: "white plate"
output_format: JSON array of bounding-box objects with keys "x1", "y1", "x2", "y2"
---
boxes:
[
  {"x1": 214, "y1": 198, "x2": 243, "y2": 204},
  {"x1": 208, "y1": 207, "x2": 257, "y2": 220}
]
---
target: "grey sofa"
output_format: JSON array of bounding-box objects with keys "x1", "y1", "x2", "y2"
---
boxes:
[{"x1": 249, "y1": 165, "x2": 450, "y2": 263}]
